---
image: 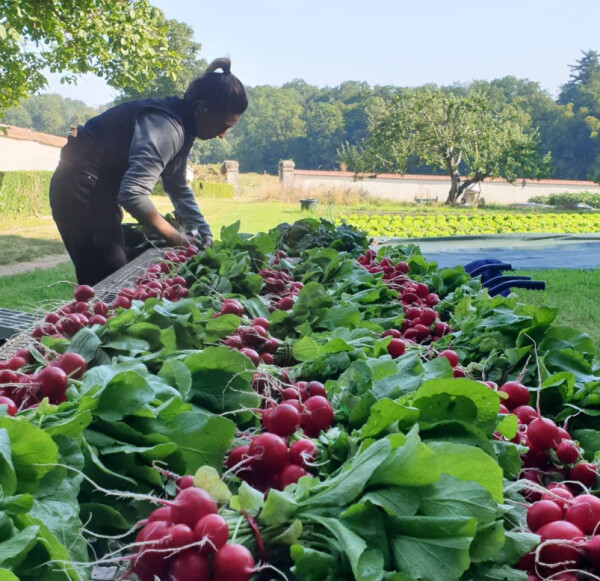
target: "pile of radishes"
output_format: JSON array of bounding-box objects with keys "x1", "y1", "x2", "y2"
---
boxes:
[
  {"x1": 226, "y1": 433, "x2": 319, "y2": 494},
  {"x1": 0, "y1": 350, "x2": 87, "y2": 413},
  {"x1": 225, "y1": 377, "x2": 332, "y2": 494},
  {"x1": 218, "y1": 302, "x2": 280, "y2": 366},
  {"x1": 130, "y1": 485, "x2": 257, "y2": 581},
  {"x1": 258, "y1": 252, "x2": 303, "y2": 312}
]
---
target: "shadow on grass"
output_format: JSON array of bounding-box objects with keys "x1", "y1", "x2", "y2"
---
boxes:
[{"x1": 0, "y1": 234, "x2": 66, "y2": 265}]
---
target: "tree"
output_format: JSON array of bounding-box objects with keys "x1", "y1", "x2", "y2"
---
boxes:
[
  {"x1": 115, "y1": 16, "x2": 207, "y2": 101},
  {"x1": 341, "y1": 88, "x2": 551, "y2": 204},
  {"x1": 0, "y1": 0, "x2": 182, "y2": 114},
  {"x1": 559, "y1": 50, "x2": 600, "y2": 108}
]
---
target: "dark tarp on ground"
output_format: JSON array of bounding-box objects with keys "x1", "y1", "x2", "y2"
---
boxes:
[{"x1": 374, "y1": 233, "x2": 600, "y2": 270}]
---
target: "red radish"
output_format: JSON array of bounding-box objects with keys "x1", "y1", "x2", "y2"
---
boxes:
[
  {"x1": 164, "y1": 523, "x2": 194, "y2": 549},
  {"x1": 0, "y1": 396, "x2": 17, "y2": 416},
  {"x1": 405, "y1": 307, "x2": 421, "y2": 320},
  {"x1": 261, "y1": 353, "x2": 275, "y2": 365},
  {"x1": 527, "y1": 417, "x2": 560, "y2": 450},
  {"x1": 55, "y1": 352, "x2": 87, "y2": 379},
  {"x1": 541, "y1": 487, "x2": 573, "y2": 511},
  {"x1": 168, "y1": 550, "x2": 212, "y2": 581},
  {"x1": 387, "y1": 338, "x2": 406, "y2": 359},
  {"x1": 36, "y1": 366, "x2": 68, "y2": 402},
  {"x1": 213, "y1": 544, "x2": 256, "y2": 581},
  {"x1": 147, "y1": 506, "x2": 172, "y2": 523},
  {"x1": 570, "y1": 462, "x2": 598, "y2": 488},
  {"x1": 438, "y1": 350, "x2": 459, "y2": 367},
  {"x1": 284, "y1": 399, "x2": 303, "y2": 414},
  {"x1": 176, "y1": 475, "x2": 195, "y2": 492},
  {"x1": 301, "y1": 396, "x2": 334, "y2": 437},
  {"x1": 169, "y1": 487, "x2": 218, "y2": 528},
  {"x1": 89, "y1": 315, "x2": 107, "y2": 325},
  {"x1": 0, "y1": 370, "x2": 19, "y2": 384},
  {"x1": 221, "y1": 299, "x2": 245, "y2": 316},
  {"x1": 526, "y1": 500, "x2": 564, "y2": 532},
  {"x1": 74, "y1": 301, "x2": 89, "y2": 313},
  {"x1": 280, "y1": 463, "x2": 308, "y2": 488},
  {"x1": 565, "y1": 494, "x2": 600, "y2": 535},
  {"x1": 513, "y1": 405, "x2": 538, "y2": 425},
  {"x1": 307, "y1": 381, "x2": 327, "y2": 398},
  {"x1": 556, "y1": 440, "x2": 580, "y2": 464},
  {"x1": 434, "y1": 322, "x2": 451, "y2": 337},
  {"x1": 419, "y1": 308, "x2": 437, "y2": 326},
  {"x1": 264, "y1": 337, "x2": 280, "y2": 354},
  {"x1": 585, "y1": 535, "x2": 600, "y2": 570},
  {"x1": 45, "y1": 312, "x2": 60, "y2": 324},
  {"x1": 251, "y1": 317, "x2": 270, "y2": 330},
  {"x1": 226, "y1": 445, "x2": 251, "y2": 472},
  {"x1": 289, "y1": 439, "x2": 318, "y2": 469},
  {"x1": 224, "y1": 335, "x2": 244, "y2": 349},
  {"x1": 382, "y1": 329, "x2": 402, "y2": 339},
  {"x1": 113, "y1": 295, "x2": 132, "y2": 309},
  {"x1": 239, "y1": 348, "x2": 260, "y2": 366},
  {"x1": 60, "y1": 314, "x2": 83, "y2": 337},
  {"x1": 499, "y1": 381, "x2": 530, "y2": 409},
  {"x1": 14, "y1": 349, "x2": 33, "y2": 363},
  {"x1": 276, "y1": 296, "x2": 295, "y2": 311},
  {"x1": 536, "y1": 520, "x2": 585, "y2": 568},
  {"x1": 248, "y1": 433, "x2": 288, "y2": 472},
  {"x1": 74, "y1": 285, "x2": 95, "y2": 302},
  {"x1": 93, "y1": 301, "x2": 109, "y2": 316},
  {"x1": 265, "y1": 403, "x2": 301, "y2": 437},
  {"x1": 194, "y1": 513, "x2": 229, "y2": 555},
  {"x1": 281, "y1": 387, "x2": 300, "y2": 401},
  {"x1": 7, "y1": 357, "x2": 26, "y2": 371}
]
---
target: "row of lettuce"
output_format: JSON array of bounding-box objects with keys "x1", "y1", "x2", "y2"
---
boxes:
[{"x1": 1, "y1": 218, "x2": 599, "y2": 580}]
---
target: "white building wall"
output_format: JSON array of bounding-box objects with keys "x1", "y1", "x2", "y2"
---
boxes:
[
  {"x1": 0, "y1": 137, "x2": 62, "y2": 171},
  {"x1": 293, "y1": 173, "x2": 600, "y2": 205}
]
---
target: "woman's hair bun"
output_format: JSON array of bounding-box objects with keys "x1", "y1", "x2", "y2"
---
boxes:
[{"x1": 205, "y1": 57, "x2": 231, "y2": 75}]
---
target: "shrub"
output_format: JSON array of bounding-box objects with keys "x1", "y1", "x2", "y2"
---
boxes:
[
  {"x1": 528, "y1": 192, "x2": 600, "y2": 208},
  {"x1": 191, "y1": 181, "x2": 234, "y2": 199},
  {"x1": 0, "y1": 171, "x2": 53, "y2": 217}
]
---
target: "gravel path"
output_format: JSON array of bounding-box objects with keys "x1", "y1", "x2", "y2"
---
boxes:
[{"x1": 0, "y1": 254, "x2": 70, "y2": 277}]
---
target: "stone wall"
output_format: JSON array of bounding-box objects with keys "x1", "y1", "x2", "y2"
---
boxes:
[{"x1": 282, "y1": 164, "x2": 600, "y2": 204}]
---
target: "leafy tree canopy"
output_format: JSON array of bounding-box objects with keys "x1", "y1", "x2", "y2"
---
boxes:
[
  {"x1": 340, "y1": 88, "x2": 551, "y2": 204},
  {"x1": 0, "y1": 0, "x2": 182, "y2": 114}
]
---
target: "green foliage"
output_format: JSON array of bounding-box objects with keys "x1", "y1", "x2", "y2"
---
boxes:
[
  {"x1": 339, "y1": 210, "x2": 600, "y2": 237},
  {"x1": 0, "y1": 0, "x2": 183, "y2": 114},
  {"x1": 191, "y1": 181, "x2": 234, "y2": 199},
  {"x1": 341, "y1": 88, "x2": 551, "y2": 204},
  {"x1": 0, "y1": 171, "x2": 52, "y2": 217},
  {"x1": 529, "y1": 191, "x2": 600, "y2": 208},
  {"x1": 114, "y1": 16, "x2": 207, "y2": 102},
  {"x1": 2, "y1": 94, "x2": 98, "y2": 136}
]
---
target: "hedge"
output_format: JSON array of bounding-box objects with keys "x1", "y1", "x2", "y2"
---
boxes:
[
  {"x1": 154, "y1": 180, "x2": 234, "y2": 199},
  {"x1": 0, "y1": 170, "x2": 235, "y2": 220},
  {"x1": 0, "y1": 171, "x2": 53, "y2": 218},
  {"x1": 529, "y1": 191, "x2": 600, "y2": 208}
]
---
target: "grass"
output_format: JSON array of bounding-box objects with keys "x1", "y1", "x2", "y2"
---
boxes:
[
  {"x1": 512, "y1": 269, "x2": 600, "y2": 354},
  {"x1": 0, "y1": 262, "x2": 76, "y2": 312}
]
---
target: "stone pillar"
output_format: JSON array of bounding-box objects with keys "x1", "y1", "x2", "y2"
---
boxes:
[
  {"x1": 221, "y1": 160, "x2": 239, "y2": 192},
  {"x1": 279, "y1": 159, "x2": 295, "y2": 189}
]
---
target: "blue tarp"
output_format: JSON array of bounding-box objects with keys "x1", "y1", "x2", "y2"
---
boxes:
[{"x1": 375, "y1": 233, "x2": 600, "y2": 270}]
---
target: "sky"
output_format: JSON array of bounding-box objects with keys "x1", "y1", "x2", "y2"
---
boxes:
[{"x1": 44, "y1": 0, "x2": 600, "y2": 107}]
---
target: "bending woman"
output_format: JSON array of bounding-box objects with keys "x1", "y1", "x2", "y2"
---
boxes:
[{"x1": 50, "y1": 57, "x2": 247, "y2": 285}]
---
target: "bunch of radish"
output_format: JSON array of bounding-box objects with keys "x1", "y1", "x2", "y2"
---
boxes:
[
  {"x1": 0, "y1": 350, "x2": 87, "y2": 413},
  {"x1": 226, "y1": 434, "x2": 318, "y2": 494},
  {"x1": 130, "y1": 486, "x2": 259, "y2": 581},
  {"x1": 357, "y1": 251, "x2": 441, "y2": 308},
  {"x1": 258, "y1": 252, "x2": 304, "y2": 312},
  {"x1": 221, "y1": 316, "x2": 280, "y2": 366}
]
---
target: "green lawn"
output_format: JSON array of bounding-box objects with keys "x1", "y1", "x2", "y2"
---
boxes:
[
  {"x1": 0, "y1": 262, "x2": 76, "y2": 312},
  {"x1": 512, "y1": 269, "x2": 600, "y2": 354}
]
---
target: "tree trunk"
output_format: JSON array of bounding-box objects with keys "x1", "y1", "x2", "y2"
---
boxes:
[{"x1": 445, "y1": 171, "x2": 461, "y2": 205}]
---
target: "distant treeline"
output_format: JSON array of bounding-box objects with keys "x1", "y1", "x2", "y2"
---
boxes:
[{"x1": 5, "y1": 50, "x2": 600, "y2": 181}]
